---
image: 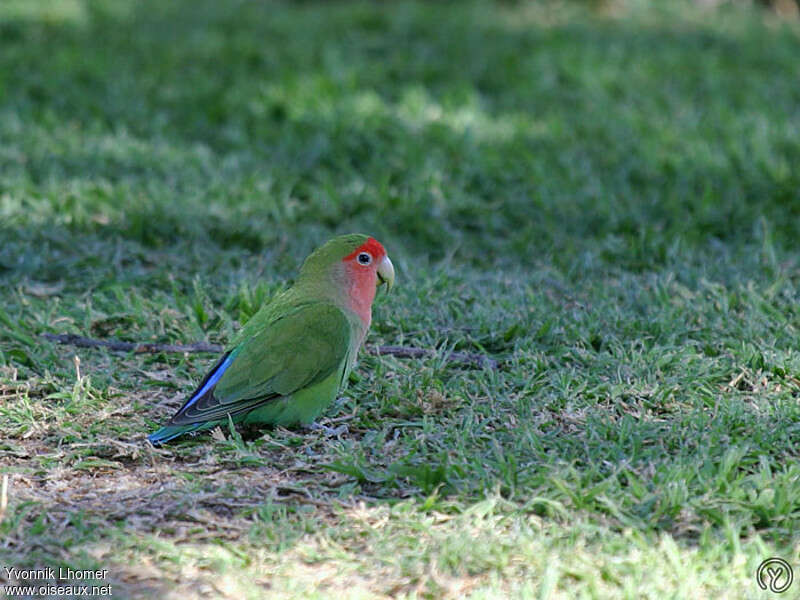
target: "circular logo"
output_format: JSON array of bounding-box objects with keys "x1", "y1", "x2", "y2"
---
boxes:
[{"x1": 756, "y1": 558, "x2": 794, "y2": 594}]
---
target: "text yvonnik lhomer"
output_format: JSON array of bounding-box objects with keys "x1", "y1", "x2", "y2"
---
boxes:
[{"x1": 4, "y1": 566, "x2": 109, "y2": 580}]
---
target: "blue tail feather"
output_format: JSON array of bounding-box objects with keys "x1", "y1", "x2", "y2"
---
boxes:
[
  {"x1": 180, "y1": 351, "x2": 235, "y2": 413},
  {"x1": 147, "y1": 349, "x2": 237, "y2": 445}
]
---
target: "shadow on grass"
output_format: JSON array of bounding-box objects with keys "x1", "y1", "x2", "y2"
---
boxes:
[{"x1": 1, "y1": 0, "x2": 799, "y2": 270}]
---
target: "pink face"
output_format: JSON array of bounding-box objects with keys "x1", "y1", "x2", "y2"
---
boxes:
[{"x1": 341, "y1": 237, "x2": 389, "y2": 326}]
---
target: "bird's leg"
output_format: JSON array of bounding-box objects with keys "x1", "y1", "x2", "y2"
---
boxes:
[{"x1": 304, "y1": 422, "x2": 348, "y2": 437}]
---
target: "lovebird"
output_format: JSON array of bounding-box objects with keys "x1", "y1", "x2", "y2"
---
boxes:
[{"x1": 147, "y1": 234, "x2": 395, "y2": 445}]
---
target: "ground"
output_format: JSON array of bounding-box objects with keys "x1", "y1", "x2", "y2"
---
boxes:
[{"x1": 1, "y1": 1, "x2": 800, "y2": 598}]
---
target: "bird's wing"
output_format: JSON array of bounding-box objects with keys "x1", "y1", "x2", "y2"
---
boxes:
[{"x1": 166, "y1": 302, "x2": 351, "y2": 426}]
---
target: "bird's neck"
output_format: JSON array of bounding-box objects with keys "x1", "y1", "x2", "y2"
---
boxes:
[
  {"x1": 297, "y1": 266, "x2": 375, "y2": 329},
  {"x1": 342, "y1": 264, "x2": 376, "y2": 329}
]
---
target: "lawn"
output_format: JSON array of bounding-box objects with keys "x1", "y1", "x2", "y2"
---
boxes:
[{"x1": 2, "y1": 0, "x2": 800, "y2": 598}]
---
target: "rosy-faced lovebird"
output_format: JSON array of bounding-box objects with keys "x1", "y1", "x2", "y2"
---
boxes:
[{"x1": 147, "y1": 234, "x2": 395, "y2": 445}]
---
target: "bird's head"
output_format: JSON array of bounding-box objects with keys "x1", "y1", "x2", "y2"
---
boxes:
[{"x1": 298, "y1": 234, "x2": 395, "y2": 322}]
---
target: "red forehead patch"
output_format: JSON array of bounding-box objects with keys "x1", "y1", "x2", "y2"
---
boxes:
[{"x1": 343, "y1": 237, "x2": 386, "y2": 261}]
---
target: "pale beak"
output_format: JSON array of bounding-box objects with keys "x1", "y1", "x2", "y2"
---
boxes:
[{"x1": 376, "y1": 255, "x2": 395, "y2": 292}]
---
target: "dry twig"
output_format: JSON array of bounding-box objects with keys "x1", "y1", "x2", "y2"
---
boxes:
[
  {"x1": 41, "y1": 333, "x2": 497, "y2": 369},
  {"x1": 0, "y1": 474, "x2": 8, "y2": 525}
]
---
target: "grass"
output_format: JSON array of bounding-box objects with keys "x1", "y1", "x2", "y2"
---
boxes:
[{"x1": 1, "y1": 0, "x2": 800, "y2": 597}]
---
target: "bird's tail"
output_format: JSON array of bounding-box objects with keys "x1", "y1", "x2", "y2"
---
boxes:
[{"x1": 147, "y1": 422, "x2": 211, "y2": 445}]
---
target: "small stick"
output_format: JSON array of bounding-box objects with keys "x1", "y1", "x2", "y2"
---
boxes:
[
  {"x1": 0, "y1": 474, "x2": 8, "y2": 525},
  {"x1": 41, "y1": 333, "x2": 497, "y2": 369},
  {"x1": 371, "y1": 344, "x2": 497, "y2": 369},
  {"x1": 41, "y1": 333, "x2": 221, "y2": 354}
]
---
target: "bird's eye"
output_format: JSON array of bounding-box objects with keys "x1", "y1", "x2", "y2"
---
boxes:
[{"x1": 357, "y1": 252, "x2": 372, "y2": 265}]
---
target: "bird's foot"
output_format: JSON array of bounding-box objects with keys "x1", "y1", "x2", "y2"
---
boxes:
[{"x1": 304, "y1": 422, "x2": 348, "y2": 437}]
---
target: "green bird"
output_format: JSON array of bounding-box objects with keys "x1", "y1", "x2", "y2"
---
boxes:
[{"x1": 147, "y1": 234, "x2": 395, "y2": 444}]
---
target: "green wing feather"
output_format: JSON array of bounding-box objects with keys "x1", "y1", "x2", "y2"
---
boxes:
[{"x1": 167, "y1": 302, "x2": 352, "y2": 426}]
